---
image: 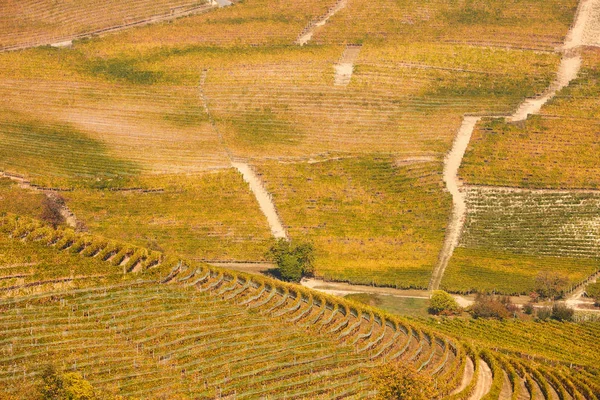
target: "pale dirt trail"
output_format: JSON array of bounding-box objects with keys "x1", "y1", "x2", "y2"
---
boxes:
[
  {"x1": 451, "y1": 357, "x2": 475, "y2": 395},
  {"x1": 431, "y1": 0, "x2": 599, "y2": 289},
  {"x1": 469, "y1": 359, "x2": 493, "y2": 400},
  {"x1": 334, "y1": 45, "x2": 361, "y2": 87},
  {"x1": 295, "y1": 0, "x2": 347, "y2": 45},
  {"x1": 428, "y1": 116, "x2": 480, "y2": 290},
  {"x1": 231, "y1": 162, "x2": 288, "y2": 240},
  {"x1": 199, "y1": 72, "x2": 288, "y2": 241}
]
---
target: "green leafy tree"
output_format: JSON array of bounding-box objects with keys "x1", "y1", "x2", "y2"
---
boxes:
[
  {"x1": 371, "y1": 362, "x2": 437, "y2": 400},
  {"x1": 266, "y1": 239, "x2": 315, "y2": 282},
  {"x1": 550, "y1": 303, "x2": 574, "y2": 322},
  {"x1": 428, "y1": 290, "x2": 461, "y2": 316},
  {"x1": 586, "y1": 282, "x2": 600, "y2": 305}
]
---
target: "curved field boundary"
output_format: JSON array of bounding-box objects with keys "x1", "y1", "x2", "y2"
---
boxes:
[
  {"x1": 0, "y1": 171, "x2": 82, "y2": 230},
  {"x1": 430, "y1": 0, "x2": 600, "y2": 291},
  {"x1": 295, "y1": 0, "x2": 347, "y2": 45},
  {"x1": 0, "y1": 2, "x2": 218, "y2": 53},
  {"x1": 2, "y1": 213, "x2": 597, "y2": 399}
]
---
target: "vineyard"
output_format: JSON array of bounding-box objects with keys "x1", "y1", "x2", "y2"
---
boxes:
[
  {"x1": 1, "y1": 213, "x2": 598, "y2": 399},
  {"x1": 2, "y1": 0, "x2": 600, "y2": 397},
  {"x1": 442, "y1": 188, "x2": 600, "y2": 294}
]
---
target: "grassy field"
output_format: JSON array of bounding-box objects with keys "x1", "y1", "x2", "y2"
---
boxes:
[
  {"x1": 461, "y1": 49, "x2": 600, "y2": 189},
  {"x1": 61, "y1": 172, "x2": 274, "y2": 261},
  {"x1": 256, "y1": 157, "x2": 452, "y2": 289},
  {"x1": 346, "y1": 293, "x2": 430, "y2": 318},
  {"x1": 441, "y1": 188, "x2": 600, "y2": 294}
]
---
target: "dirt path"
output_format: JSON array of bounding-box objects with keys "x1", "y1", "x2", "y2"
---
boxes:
[
  {"x1": 295, "y1": 0, "x2": 347, "y2": 45},
  {"x1": 430, "y1": 0, "x2": 600, "y2": 289},
  {"x1": 500, "y1": 370, "x2": 513, "y2": 400},
  {"x1": 429, "y1": 116, "x2": 480, "y2": 291},
  {"x1": 334, "y1": 45, "x2": 361, "y2": 87},
  {"x1": 0, "y1": 172, "x2": 82, "y2": 230},
  {"x1": 509, "y1": 53, "x2": 581, "y2": 122},
  {"x1": 0, "y1": 3, "x2": 218, "y2": 53},
  {"x1": 231, "y1": 162, "x2": 288, "y2": 239},
  {"x1": 451, "y1": 357, "x2": 475, "y2": 395},
  {"x1": 469, "y1": 359, "x2": 493, "y2": 400},
  {"x1": 199, "y1": 72, "x2": 288, "y2": 240}
]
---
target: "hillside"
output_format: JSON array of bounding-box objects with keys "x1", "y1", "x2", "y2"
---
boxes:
[{"x1": 2, "y1": 0, "x2": 600, "y2": 398}]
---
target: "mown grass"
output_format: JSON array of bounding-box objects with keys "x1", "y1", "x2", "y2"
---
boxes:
[
  {"x1": 461, "y1": 49, "x2": 600, "y2": 189},
  {"x1": 62, "y1": 171, "x2": 273, "y2": 261},
  {"x1": 345, "y1": 293, "x2": 430, "y2": 318},
  {"x1": 256, "y1": 157, "x2": 452, "y2": 289}
]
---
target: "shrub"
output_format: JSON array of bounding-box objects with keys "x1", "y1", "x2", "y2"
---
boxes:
[
  {"x1": 551, "y1": 303, "x2": 574, "y2": 322},
  {"x1": 40, "y1": 196, "x2": 65, "y2": 228},
  {"x1": 371, "y1": 362, "x2": 437, "y2": 400},
  {"x1": 522, "y1": 302, "x2": 534, "y2": 315},
  {"x1": 536, "y1": 307, "x2": 552, "y2": 321},
  {"x1": 428, "y1": 290, "x2": 461, "y2": 315},
  {"x1": 469, "y1": 294, "x2": 511, "y2": 320},
  {"x1": 266, "y1": 239, "x2": 315, "y2": 282}
]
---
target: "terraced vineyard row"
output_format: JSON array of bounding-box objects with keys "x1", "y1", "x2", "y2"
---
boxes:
[{"x1": 1, "y1": 213, "x2": 597, "y2": 398}]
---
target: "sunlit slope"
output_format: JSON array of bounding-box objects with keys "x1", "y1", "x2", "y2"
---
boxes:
[
  {"x1": 311, "y1": 0, "x2": 577, "y2": 50},
  {"x1": 0, "y1": 0, "x2": 213, "y2": 50},
  {"x1": 2, "y1": 214, "x2": 599, "y2": 399},
  {"x1": 461, "y1": 48, "x2": 600, "y2": 190}
]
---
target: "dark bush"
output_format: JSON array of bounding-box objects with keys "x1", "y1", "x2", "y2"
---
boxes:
[{"x1": 551, "y1": 303, "x2": 574, "y2": 322}]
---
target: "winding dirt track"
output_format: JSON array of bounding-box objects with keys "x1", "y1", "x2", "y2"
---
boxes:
[
  {"x1": 429, "y1": 116, "x2": 480, "y2": 290},
  {"x1": 451, "y1": 357, "x2": 475, "y2": 395},
  {"x1": 469, "y1": 359, "x2": 493, "y2": 400},
  {"x1": 430, "y1": 0, "x2": 598, "y2": 290}
]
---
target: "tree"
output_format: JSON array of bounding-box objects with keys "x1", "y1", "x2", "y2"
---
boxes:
[
  {"x1": 534, "y1": 271, "x2": 568, "y2": 300},
  {"x1": 38, "y1": 365, "x2": 63, "y2": 400},
  {"x1": 371, "y1": 362, "x2": 437, "y2": 400},
  {"x1": 428, "y1": 290, "x2": 461, "y2": 316},
  {"x1": 37, "y1": 366, "x2": 96, "y2": 400},
  {"x1": 40, "y1": 196, "x2": 65, "y2": 228},
  {"x1": 266, "y1": 239, "x2": 315, "y2": 282},
  {"x1": 278, "y1": 253, "x2": 303, "y2": 282},
  {"x1": 585, "y1": 282, "x2": 600, "y2": 305}
]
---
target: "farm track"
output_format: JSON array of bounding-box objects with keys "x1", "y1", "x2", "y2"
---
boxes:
[
  {"x1": 430, "y1": 0, "x2": 600, "y2": 290},
  {"x1": 198, "y1": 71, "x2": 288, "y2": 240},
  {"x1": 0, "y1": 2, "x2": 219, "y2": 53},
  {"x1": 295, "y1": 0, "x2": 347, "y2": 46}
]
